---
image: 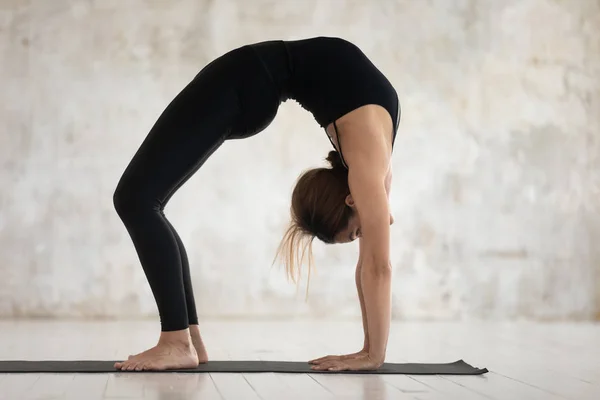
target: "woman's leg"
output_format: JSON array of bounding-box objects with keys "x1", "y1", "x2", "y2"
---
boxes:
[
  {"x1": 164, "y1": 218, "x2": 208, "y2": 363},
  {"x1": 164, "y1": 219, "x2": 199, "y2": 326},
  {"x1": 125, "y1": 217, "x2": 207, "y2": 363},
  {"x1": 159, "y1": 145, "x2": 208, "y2": 364},
  {"x1": 113, "y1": 71, "x2": 238, "y2": 370}
]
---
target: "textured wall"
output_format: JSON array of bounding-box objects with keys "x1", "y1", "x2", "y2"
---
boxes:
[{"x1": 1, "y1": 0, "x2": 599, "y2": 320}]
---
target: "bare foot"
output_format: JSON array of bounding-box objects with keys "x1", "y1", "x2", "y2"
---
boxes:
[
  {"x1": 126, "y1": 325, "x2": 209, "y2": 365},
  {"x1": 189, "y1": 324, "x2": 208, "y2": 364},
  {"x1": 115, "y1": 329, "x2": 199, "y2": 371}
]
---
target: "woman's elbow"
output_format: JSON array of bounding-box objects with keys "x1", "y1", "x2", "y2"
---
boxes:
[{"x1": 363, "y1": 262, "x2": 392, "y2": 279}]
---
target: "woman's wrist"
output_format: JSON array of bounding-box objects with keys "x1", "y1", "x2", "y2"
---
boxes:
[{"x1": 367, "y1": 351, "x2": 386, "y2": 366}]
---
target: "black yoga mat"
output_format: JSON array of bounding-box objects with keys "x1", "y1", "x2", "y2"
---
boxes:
[{"x1": 0, "y1": 359, "x2": 487, "y2": 375}]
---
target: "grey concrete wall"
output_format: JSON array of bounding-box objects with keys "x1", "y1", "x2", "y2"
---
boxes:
[{"x1": 1, "y1": 0, "x2": 599, "y2": 320}]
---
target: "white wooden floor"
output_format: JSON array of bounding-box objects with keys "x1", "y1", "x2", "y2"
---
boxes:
[{"x1": 0, "y1": 320, "x2": 598, "y2": 399}]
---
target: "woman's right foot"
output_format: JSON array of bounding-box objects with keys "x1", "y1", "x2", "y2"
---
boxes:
[{"x1": 189, "y1": 324, "x2": 209, "y2": 364}]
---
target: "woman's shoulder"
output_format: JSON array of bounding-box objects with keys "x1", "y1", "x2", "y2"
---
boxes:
[{"x1": 337, "y1": 105, "x2": 394, "y2": 150}]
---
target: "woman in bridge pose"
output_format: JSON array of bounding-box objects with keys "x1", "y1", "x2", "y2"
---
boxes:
[{"x1": 113, "y1": 36, "x2": 399, "y2": 372}]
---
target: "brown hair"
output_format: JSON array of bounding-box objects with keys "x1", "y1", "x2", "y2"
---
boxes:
[{"x1": 273, "y1": 151, "x2": 352, "y2": 285}]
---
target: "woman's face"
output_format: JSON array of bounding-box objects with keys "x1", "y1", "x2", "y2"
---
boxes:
[
  {"x1": 334, "y1": 211, "x2": 362, "y2": 243},
  {"x1": 333, "y1": 196, "x2": 394, "y2": 244}
]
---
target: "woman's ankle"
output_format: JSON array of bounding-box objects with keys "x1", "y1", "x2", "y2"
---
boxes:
[{"x1": 158, "y1": 328, "x2": 192, "y2": 346}]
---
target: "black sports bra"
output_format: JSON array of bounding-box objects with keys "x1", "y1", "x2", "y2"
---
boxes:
[{"x1": 326, "y1": 115, "x2": 398, "y2": 170}]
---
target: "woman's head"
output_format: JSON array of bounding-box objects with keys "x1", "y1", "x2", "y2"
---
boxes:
[{"x1": 274, "y1": 151, "x2": 361, "y2": 283}]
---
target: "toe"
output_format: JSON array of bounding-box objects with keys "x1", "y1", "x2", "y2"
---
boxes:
[
  {"x1": 142, "y1": 360, "x2": 157, "y2": 371},
  {"x1": 141, "y1": 361, "x2": 154, "y2": 371}
]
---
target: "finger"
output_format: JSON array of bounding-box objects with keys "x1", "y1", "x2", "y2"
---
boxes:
[
  {"x1": 311, "y1": 361, "x2": 336, "y2": 371},
  {"x1": 312, "y1": 365, "x2": 338, "y2": 371},
  {"x1": 309, "y1": 355, "x2": 339, "y2": 364},
  {"x1": 325, "y1": 360, "x2": 347, "y2": 371},
  {"x1": 313, "y1": 360, "x2": 339, "y2": 371}
]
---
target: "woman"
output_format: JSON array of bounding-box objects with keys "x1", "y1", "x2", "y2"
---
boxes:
[{"x1": 113, "y1": 36, "x2": 399, "y2": 372}]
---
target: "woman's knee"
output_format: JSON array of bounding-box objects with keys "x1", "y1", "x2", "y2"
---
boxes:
[
  {"x1": 113, "y1": 182, "x2": 152, "y2": 218},
  {"x1": 113, "y1": 184, "x2": 132, "y2": 217}
]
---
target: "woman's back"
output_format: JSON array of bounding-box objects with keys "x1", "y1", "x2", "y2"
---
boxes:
[{"x1": 249, "y1": 37, "x2": 400, "y2": 137}]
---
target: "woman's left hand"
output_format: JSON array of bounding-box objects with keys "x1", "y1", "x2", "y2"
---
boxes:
[
  {"x1": 309, "y1": 354, "x2": 383, "y2": 371},
  {"x1": 309, "y1": 349, "x2": 368, "y2": 365}
]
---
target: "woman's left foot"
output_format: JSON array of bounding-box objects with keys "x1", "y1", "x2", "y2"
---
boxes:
[
  {"x1": 127, "y1": 325, "x2": 209, "y2": 365},
  {"x1": 115, "y1": 330, "x2": 199, "y2": 371}
]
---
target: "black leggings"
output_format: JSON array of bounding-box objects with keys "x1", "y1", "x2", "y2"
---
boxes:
[{"x1": 113, "y1": 43, "x2": 284, "y2": 331}]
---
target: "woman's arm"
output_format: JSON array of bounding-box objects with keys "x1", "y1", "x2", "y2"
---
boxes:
[
  {"x1": 348, "y1": 165, "x2": 392, "y2": 365},
  {"x1": 357, "y1": 163, "x2": 392, "y2": 353},
  {"x1": 356, "y1": 239, "x2": 369, "y2": 351},
  {"x1": 308, "y1": 241, "x2": 369, "y2": 367},
  {"x1": 311, "y1": 110, "x2": 394, "y2": 371}
]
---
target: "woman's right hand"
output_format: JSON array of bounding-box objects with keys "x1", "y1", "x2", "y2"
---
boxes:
[{"x1": 308, "y1": 348, "x2": 369, "y2": 365}]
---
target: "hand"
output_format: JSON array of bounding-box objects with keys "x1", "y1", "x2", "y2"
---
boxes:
[
  {"x1": 309, "y1": 353, "x2": 383, "y2": 372},
  {"x1": 309, "y1": 349, "x2": 368, "y2": 365}
]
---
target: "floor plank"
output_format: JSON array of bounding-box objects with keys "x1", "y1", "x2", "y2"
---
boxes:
[
  {"x1": 104, "y1": 373, "x2": 145, "y2": 398},
  {"x1": 277, "y1": 373, "x2": 336, "y2": 400},
  {"x1": 143, "y1": 373, "x2": 223, "y2": 400},
  {"x1": 210, "y1": 373, "x2": 262, "y2": 400},
  {"x1": 442, "y1": 372, "x2": 564, "y2": 400},
  {"x1": 311, "y1": 373, "x2": 412, "y2": 399},
  {"x1": 22, "y1": 374, "x2": 75, "y2": 399},
  {"x1": 63, "y1": 374, "x2": 109, "y2": 400},
  {"x1": 0, "y1": 375, "x2": 40, "y2": 400}
]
